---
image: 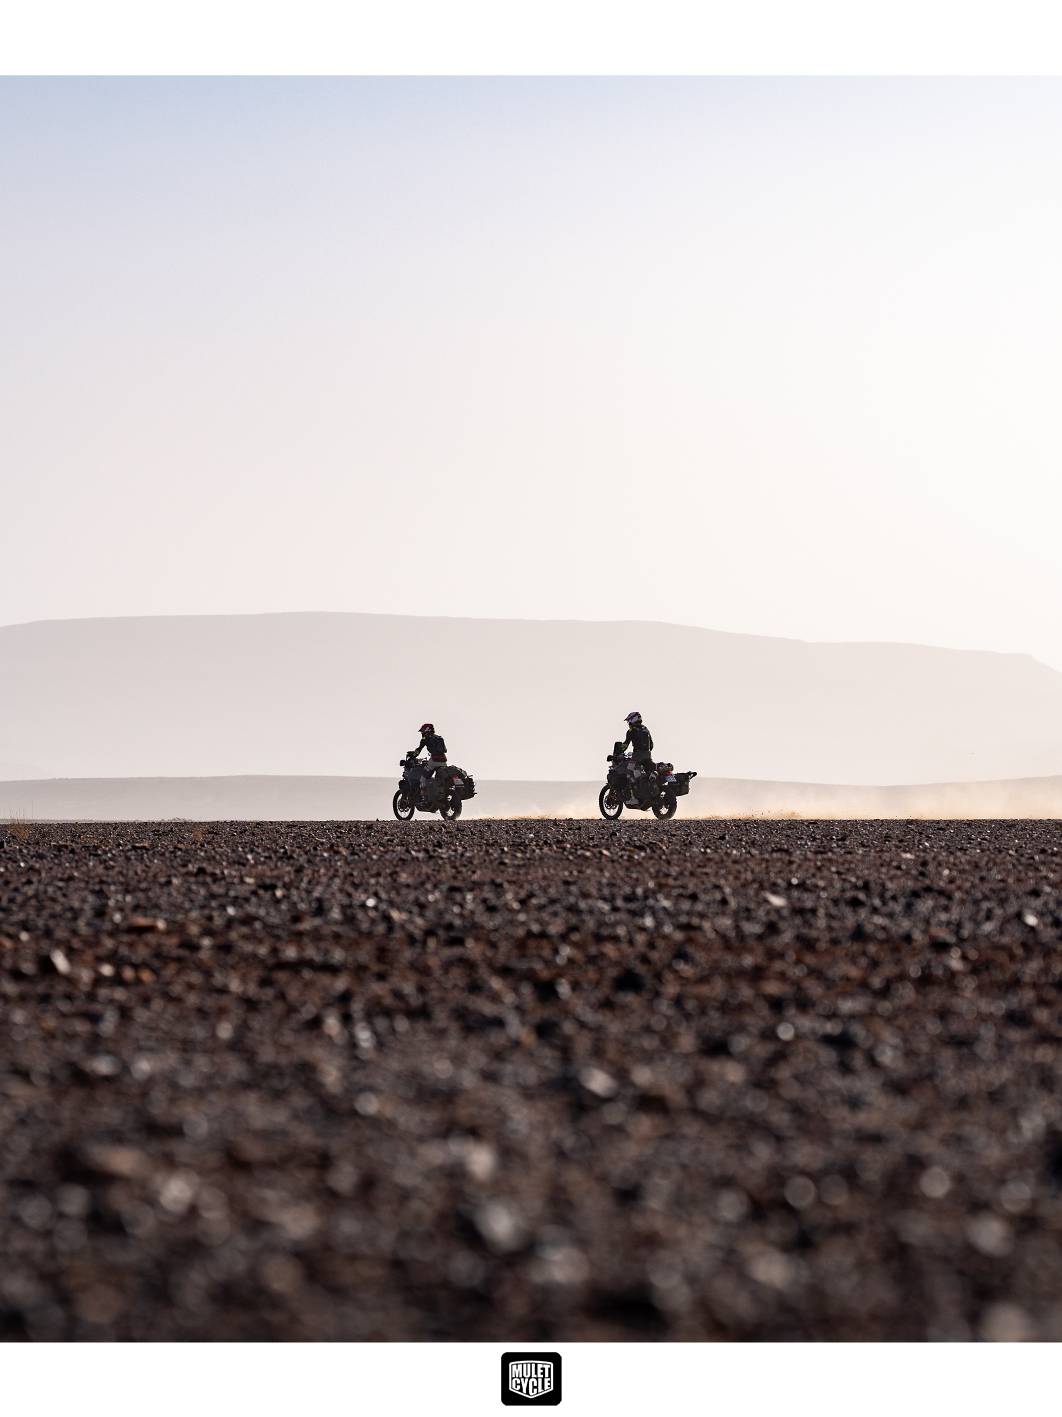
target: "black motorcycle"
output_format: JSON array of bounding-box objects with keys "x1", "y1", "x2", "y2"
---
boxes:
[
  {"x1": 393, "y1": 754, "x2": 477, "y2": 821},
  {"x1": 598, "y1": 742, "x2": 697, "y2": 819}
]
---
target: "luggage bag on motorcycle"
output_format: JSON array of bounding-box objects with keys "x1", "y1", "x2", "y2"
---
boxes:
[
  {"x1": 451, "y1": 768, "x2": 476, "y2": 800},
  {"x1": 670, "y1": 771, "x2": 696, "y2": 796}
]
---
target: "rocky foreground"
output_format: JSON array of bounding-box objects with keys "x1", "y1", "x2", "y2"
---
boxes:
[{"x1": 1, "y1": 819, "x2": 1060, "y2": 1341}]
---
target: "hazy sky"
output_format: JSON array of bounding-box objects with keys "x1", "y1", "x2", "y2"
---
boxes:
[{"x1": 3, "y1": 78, "x2": 1061, "y2": 669}]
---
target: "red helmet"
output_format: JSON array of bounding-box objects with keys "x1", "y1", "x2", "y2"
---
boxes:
[{"x1": 419, "y1": 722, "x2": 434, "y2": 735}]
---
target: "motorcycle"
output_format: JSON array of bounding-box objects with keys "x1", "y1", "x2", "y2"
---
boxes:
[
  {"x1": 392, "y1": 753, "x2": 477, "y2": 821},
  {"x1": 598, "y1": 742, "x2": 697, "y2": 820}
]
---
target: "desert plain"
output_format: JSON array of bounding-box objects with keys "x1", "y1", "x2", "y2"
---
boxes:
[{"x1": 1, "y1": 818, "x2": 1060, "y2": 1340}]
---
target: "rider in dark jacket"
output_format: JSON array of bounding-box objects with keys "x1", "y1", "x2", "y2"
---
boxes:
[
  {"x1": 412, "y1": 722, "x2": 448, "y2": 798},
  {"x1": 623, "y1": 711, "x2": 654, "y2": 778}
]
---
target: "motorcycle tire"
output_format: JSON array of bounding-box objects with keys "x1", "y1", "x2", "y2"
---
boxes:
[
  {"x1": 652, "y1": 793, "x2": 677, "y2": 820},
  {"x1": 599, "y1": 785, "x2": 623, "y2": 820},
  {"x1": 392, "y1": 790, "x2": 415, "y2": 821},
  {"x1": 440, "y1": 797, "x2": 463, "y2": 821}
]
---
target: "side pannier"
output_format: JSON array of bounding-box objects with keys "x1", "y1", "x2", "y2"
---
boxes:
[{"x1": 452, "y1": 768, "x2": 476, "y2": 800}]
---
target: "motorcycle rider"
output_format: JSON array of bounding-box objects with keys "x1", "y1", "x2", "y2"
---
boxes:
[
  {"x1": 623, "y1": 711, "x2": 655, "y2": 786},
  {"x1": 411, "y1": 722, "x2": 448, "y2": 803}
]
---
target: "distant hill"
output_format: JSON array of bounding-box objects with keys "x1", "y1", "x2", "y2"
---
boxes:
[
  {"x1": 3, "y1": 775, "x2": 1060, "y2": 821},
  {"x1": 2, "y1": 612, "x2": 1061, "y2": 784}
]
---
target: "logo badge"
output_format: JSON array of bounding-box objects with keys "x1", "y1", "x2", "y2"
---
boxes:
[{"x1": 501, "y1": 1352, "x2": 562, "y2": 1406}]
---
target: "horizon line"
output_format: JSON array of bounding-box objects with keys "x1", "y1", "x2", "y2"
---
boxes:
[{"x1": 4, "y1": 770, "x2": 1062, "y2": 790}]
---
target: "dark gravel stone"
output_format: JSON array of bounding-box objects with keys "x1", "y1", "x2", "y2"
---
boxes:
[{"x1": 0, "y1": 818, "x2": 1060, "y2": 1340}]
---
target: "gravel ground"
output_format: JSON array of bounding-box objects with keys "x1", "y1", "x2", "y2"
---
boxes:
[{"x1": 1, "y1": 818, "x2": 1060, "y2": 1342}]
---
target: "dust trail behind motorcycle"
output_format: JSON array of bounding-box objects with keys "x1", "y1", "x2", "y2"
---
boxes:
[{"x1": 1, "y1": 819, "x2": 1060, "y2": 1340}]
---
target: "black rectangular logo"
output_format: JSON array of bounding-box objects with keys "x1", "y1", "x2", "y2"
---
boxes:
[{"x1": 501, "y1": 1352, "x2": 562, "y2": 1405}]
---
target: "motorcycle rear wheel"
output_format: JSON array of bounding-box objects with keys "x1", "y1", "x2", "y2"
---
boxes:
[
  {"x1": 652, "y1": 793, "x2": 677, "y2": 820},
  {"x1": 440, "y1": 797, "x2": 463, "y2": 821},
  {"x1": 392, "y1": 790, "x2": 415, "y2": 821},
  {"x1": 599, "y1": 785, "x2": 623, "y2": 820}
]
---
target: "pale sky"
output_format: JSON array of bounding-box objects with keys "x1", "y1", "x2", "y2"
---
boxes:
[{"x1": 3, "y1": 78, "x2": 1061, "y2": 670}]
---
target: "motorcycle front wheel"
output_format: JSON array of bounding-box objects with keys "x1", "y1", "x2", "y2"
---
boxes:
[
  {"x1": 440, "y1": 796, "x2": 463, "y2": 821},
  {"x1": 652, "y1": 793, "x2": 677, "y2": 820},
  {"x1": 392, "y1": 790, "x2": 415, "y2": 821},
  {"x1": 599, "y1": 785, "x2": 623, "y2": 820}
]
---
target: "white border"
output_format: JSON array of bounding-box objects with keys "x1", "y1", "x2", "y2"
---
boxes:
[
  {"x1": 4, "y1": 0, "x2": 1062, "y2": 75},
  {"x1": 2, "y1": 1341, "x2": 1055, "y2": 1415}
]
